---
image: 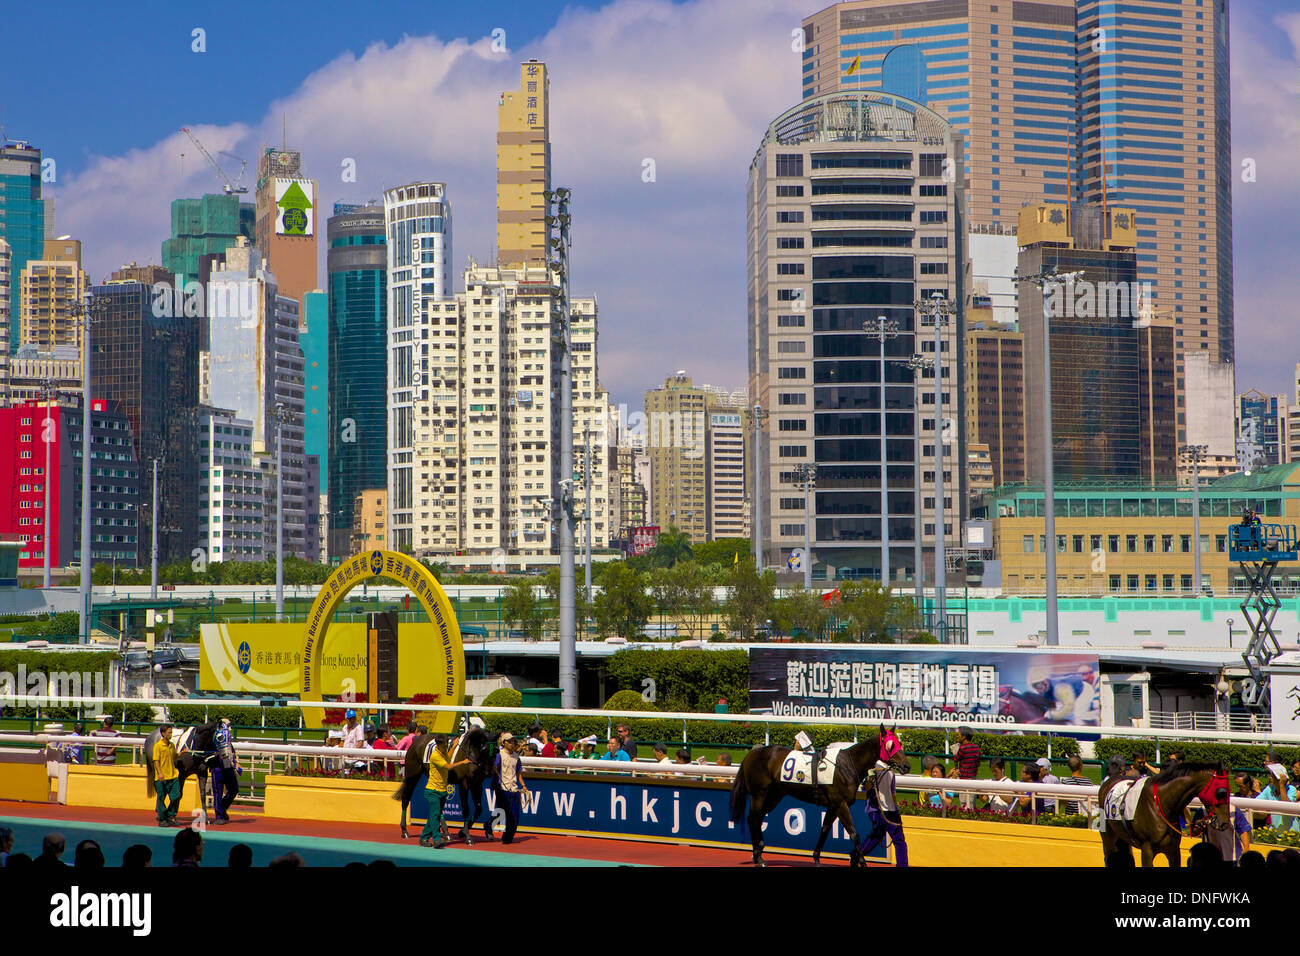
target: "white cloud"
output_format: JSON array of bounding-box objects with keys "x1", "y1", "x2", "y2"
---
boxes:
[{"x1": 55, "y1": 0, "x2": 811, "y2": 410}]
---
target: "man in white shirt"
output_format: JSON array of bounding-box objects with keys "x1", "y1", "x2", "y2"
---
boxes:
[
  {"x1": 341, "y1": 710, "x2": 366, "y2": 772},
  {"x1": 1036, "y1": 757, "x2": 1059, "y2": 813}
]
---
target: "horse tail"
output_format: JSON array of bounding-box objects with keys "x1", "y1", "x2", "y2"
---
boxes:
[{"x1": 729, "y1": 758, "x2": 749, "y2": 824}]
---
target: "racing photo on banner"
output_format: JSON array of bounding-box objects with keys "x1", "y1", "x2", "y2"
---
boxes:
[{"x1": 750, "y1": 646, "x2": 1100, "y2": 725}]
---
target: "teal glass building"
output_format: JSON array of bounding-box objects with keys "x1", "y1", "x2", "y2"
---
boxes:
[
  {"x1": 0, "y1": 142, "x2": 48, "y2": 349},
  {"x1": 326, "y1": 203, "x2": 387, "y2": 558}
]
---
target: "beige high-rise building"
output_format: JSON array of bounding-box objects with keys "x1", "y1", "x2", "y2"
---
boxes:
[
  {"x1": 964, "y1": 324, "x2": 1024, "y2": 489},
  {"x1": 254, "y1": 146, "x2": 318, "y2": 307},
  {"x1": 497, "y1": 60, "x2": 550, "y2": 269},
  {"x1": 0, "y1": 239, "x2": 10, "y2": 402},
  {"x1": 19, "y1": 238, "x2": 89, "y2": 352},
  {"x1": 351, "y1": 488, "x2": 387, "y2": 554}
]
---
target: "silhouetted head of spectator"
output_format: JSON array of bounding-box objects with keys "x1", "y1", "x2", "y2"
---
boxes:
[
  {"x1": 228, "y1": 844, "x2": 253, "y2": 868},
  {"x1": 1238, "y1": 850, "x2": 1265, "y2": 870},
  {"x1": 5, "y1": 852, "x2": 32, "y2": 869},
  {"x1": 74, "y1": 840, "x2": 104, "y2": 868},
  {"x1": 172, "y1": 828, "x2": 203, "y2": 865},
  {"x1": 122, "y1": 844, "x2": 152, "y2": 867},
  {"x1": 41, "y1": 833, "x2": 65, "y2": 860},
  {"x1": 269, "y1": 852, "x2": 305, "y2": 869},
  {"x1": 1188, "y1": 841, "x2": 1224, "y2": 869},
  {"x1": 1266, "y1": 850, "x2": 1288, "y2": 870}
]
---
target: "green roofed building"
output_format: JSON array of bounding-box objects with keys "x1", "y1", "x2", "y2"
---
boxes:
[
  {"x1": 974, "y1": 463, "x2": 1300, "y2": 597},
  {"x1": 161, "y1": 193, "x2": 255, "y2": 286}
]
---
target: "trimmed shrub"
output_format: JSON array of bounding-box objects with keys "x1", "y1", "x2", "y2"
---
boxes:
[
  {"x1": 604, "y1": 649, "x2": 749, "y2": 712},
  {"x1": 482, "y1": 688, "x2": 522, "y2": 709},
  {"x1": 1093, "y1": 738, "x2": 1300, "y2": 771},
  {"x1": 603, "y1": 690, "x2": 655, "y2": 712},
  {"x1": 901, "y1": 729, "x2": 1080, "y2": 761}
]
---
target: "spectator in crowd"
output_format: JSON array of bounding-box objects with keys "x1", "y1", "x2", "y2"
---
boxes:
[
  {"x1": 1036, "y1": 757, "x2": 1060, "y2": 813},
  {"x1": 926, "y1": 763, "x2": 956, "y2": 811},
  {"x1": 370, "y1": 724, "x2": 398, "y2": 781},
  {"x1": 319, "y1": 731, "x2": 345, "y2": 771},
  {"x1": 228, "y1": 844, "x2": 253, "y2": 868},
  {"x1": 616, "y1": 723, "x2": 637, "y2": 760},
  {"x1": 152, "y1": 723, "x2": 181, "y2": 827},
  {"x1": 1290, "y1": 758, "x2": 1300, "y2": 784},
  {"x1": 1238, "y1": 850, "x2": 1265, "y2": 870},
  {"x1": 602, "y1": 737, "x2": 631, "y2": 762},
  {"x1": 341, "y1": 709, "x2": 365, "y2": 753},
  {"x1": 173, "y1": 828, "x2": 203, "y2": 867},
  {"x1": 1188, "y1": 842, "x2": 1224, "y2": 869},
  {"x1": 653, "y1": 743, "x2": 670, "y2": 763},
  {"x1": 1165, "y1": 749, "x2": 1185, "y2": 769},
  {"x1": 269, "y1": 853, "x2": 305, "y2": 868},
  {"x1": 1014, "y1": 764, "x2": 1044, "y2": 816},
  {"x1": 91, "y1": 715, "x2": 120, "y2": 766},
  {"x1": 542, "y1": 733, "x2": 560, "y2": 758},
  {"x1": 1057, "y1": 755, "x2": 1093, "y2": 815},
  {"x1": 397, "y1": 723, "x2": 424, "y2": 752},
  {"x1": 527, "y1": 723, "x2": 546, "y2": 752},
  {"x1": 572, "y1": 736, "x2": 599, "y2": 760},
  {"x1": 1258, "y1": 765, "x2": 1298, "y2": 832},
  {"x1": 74, "y1": 840, "x2": 104, "y2": 868},
  {"x1": 986, "y1": 758, "x2": 1015, "y2": 813},
  {"x1": 4, "y1": 853, "x2": 32, "y2": 869},
  {"x1": 1236, "y1": 771, "x2": 1266, "y2": 830},
  {"x1": 420, "y1": 735, "x2": 471, "y2": 849},
  {"x1": 0, "y1": 826, "x2": 12, "y2": 867},
  {"x1": 954, "y1": 727, "x2": 981, "y2": 809},
  {"x1": 121, "y1": 844, "x2": 152, "y2": 868},
  {"x1": 1131, "y1": 752, "x2": 1155, "y2": 777},
  {"x1": 674, "y1": 748, "x2": 692, "y2": 764},
  {"x1": 524, "y1": 741, "x2": 541, "y2": 756},
  {"x1": 491, "y1": 732, "x2": 529, "y2": 846},
  {"x1": 712, "y1": 752, "x2": 733, "y2": 783}
]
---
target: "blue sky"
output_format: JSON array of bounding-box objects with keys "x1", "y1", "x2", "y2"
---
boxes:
[{"x1": 6, "y1": 0, "x2": 1300, "y2": 409}]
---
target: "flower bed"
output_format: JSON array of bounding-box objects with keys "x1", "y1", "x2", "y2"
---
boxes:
[
  {"x1": 896, "y1": 799, "x2": 1089, "y2": 829},
  {"x1": 280, "y1": 765, "x2": 394, "y2": 782}
]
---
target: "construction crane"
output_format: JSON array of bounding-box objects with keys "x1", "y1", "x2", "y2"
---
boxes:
[{"x1": 179, "y1": 127, "x2": 248, "y2": 195}]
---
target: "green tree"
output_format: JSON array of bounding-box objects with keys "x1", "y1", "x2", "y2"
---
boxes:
[
  {"x1": 691, "y1": 537, "x2": 750, "y2": 569},
  {"x1": 501, "y1": 580, "x2": 546, "y2": 641},
  {"x1": 771, "y1": 589, "x2": 831, "y2": 640},
  {"x1": 835, "y1": 579, "x2": 922, "y2": 641},
  {"x1": 724, "y1": 557, "x2": 776, "y2": 640},
  {"x1": 593, "y1": 563, "x2": 653, "y2": 639},
  {"x1": 646, "y1": 525, "x2": 693, "y2": 568},
  {"x1": 544, "y1": 567, "x2": 592, "y2": 634}
]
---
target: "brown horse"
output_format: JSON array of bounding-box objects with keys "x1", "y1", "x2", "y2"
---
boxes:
[
  {"x1": 144, "y1": 722, "x2": 219, "y2": 822},
  {"x1": 395, "y1": 726, "x2": 493, "y2": 841},
  {"x1": 729, "y1": 727, "x2": 910, "y2": 867},
  {"x1": 1098, "y1": 762, "x2": 1231, "y2": 867}
]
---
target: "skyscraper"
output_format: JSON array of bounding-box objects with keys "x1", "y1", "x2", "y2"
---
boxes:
[
  {"x1": 1018, "y1": 201, "x2": 1176, "y2": 483},
  {"x1": 254, "y1": 146, "x2": 318, "y2": 307},
  {"x1": 0, "y1": 141, "x2": 48, "y2": 350},
  {"x1": 497, "y1": 60, "x2": 551, "y2": 269},
  {"x1": 327, "y1": 202, "x2": 387, "y2": 559},
  {"x1": 804, "y1": 0, "x2": 1235, "y2": 437},
  {"x1": 748, "y1": 90, "x2": 966, "y2": 582},
  {"x1": 964, "y1": 323, "x2": 1024, "y2": 488},
  {"x1": 91, "y1": 268, "x2": 200, "y2": 566}
]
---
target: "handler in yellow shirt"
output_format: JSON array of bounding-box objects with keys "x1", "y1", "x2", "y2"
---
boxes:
[
  {"x1": 420, "y1": 735, "x2": 470, "y2": 848},
  {"x1": 152, "y1": 724, "x2": 181, "y2": 827}
]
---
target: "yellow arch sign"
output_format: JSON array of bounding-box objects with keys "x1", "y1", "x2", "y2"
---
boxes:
[{"x1": 301, "y1": 549, "x2": 464, "y2": 732}]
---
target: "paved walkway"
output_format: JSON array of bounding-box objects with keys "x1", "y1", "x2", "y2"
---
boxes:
[{"x1": 0, "y1": 801, "x2": 848, "y2": 867}]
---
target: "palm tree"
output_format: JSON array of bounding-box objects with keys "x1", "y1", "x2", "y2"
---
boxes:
[{"x1": 649, "y1": 525, "x2": 693, "y2": 568}]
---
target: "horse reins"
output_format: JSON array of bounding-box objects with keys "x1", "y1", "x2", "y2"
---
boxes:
[{"x1": 1149, "y1": 781, "x2": 1184, "y2": 837}]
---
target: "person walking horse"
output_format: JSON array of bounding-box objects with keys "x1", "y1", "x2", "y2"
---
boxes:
[
  {"x1": 858, "y1": 727, "x2": 909, "y2": 866},
  {"x1": 210, "y1": 719, "x2": 241, "y2": 824},
  {"x1": 152, "y1": 724, "x2": 181, "y2": 827},
  {"x1": 420, "y1": 735, "x2": 471, "y2": 848},
  {"x1": 491, "y1": 732, "x2": 530, "y2": 845}
]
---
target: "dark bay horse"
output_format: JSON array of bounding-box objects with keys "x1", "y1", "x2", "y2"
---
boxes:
[
  {"x1": 145, "y1": 722, "x2": 219, "y2": 820},
  {"x1": 1098, "y1": 762, "x2": 1231, "y2": 867},
  {"x1": 729, "y1": 728, "x2": 910, "y2": 867},
  {"x1": 396, "y1": 726, "x2": 493, "y2": 841}
]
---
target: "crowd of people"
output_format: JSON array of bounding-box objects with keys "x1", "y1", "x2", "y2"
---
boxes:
[{"x1": 0, "y1": 827, "x2": 345, "y2": 869}]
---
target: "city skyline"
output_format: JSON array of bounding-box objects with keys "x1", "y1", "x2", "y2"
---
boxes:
[{"x1": 7, "y1": 0, "x2": 1296, "y2": 410}]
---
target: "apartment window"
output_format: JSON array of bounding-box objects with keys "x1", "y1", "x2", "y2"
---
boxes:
[
  {"x1": 1143, "y1": 535, "x2": 1155, "y2": 553},
  {"x1": 775, "y1": 184, "x2": 804, "y2": 197},
  {"x1": 777, "y1": 341, "x2": 805, "y2": 353},
  {"x1": 779, "y1": 524, "x2": 805, "y2": 536},
  {"x1": 919, "y1": 235, "x2": 948, "y2": 248},
  {"x1": 778, "y1": 445, "x2": 807, "y2": 457},
  {"x1": 1127, "y1": 574, "x2": 1139, "y2": 591},
  {"x1": 777, "y1": 263, "x2": 806, "y2": 275},
  {"x1": 1090, "y1": 534, "x2": 1102, "y2": 552},
  {"x1": 919, "y1": 210, "x2": 948, "y2": 224},
  {"x1": 1181, "y1": 574, "x2": 1193, "y2": 591},
  {"x1": 775, "y1": 154, "x2": 804, "y2": 177},
  {"x1": 779, "y1": 498, "x2": 803, "y2": 511},
  {"x1": 919, "y1": 154, "x2": 947, "y2": 177},
  {"x1": 1057, "y1": 535, "x2": 1066, "y2": 554},
  {"x1": 1072, "y1": 535, "x2": 1084, "y2": 554},
  {"x1": 1180, "y1": 534, "x2": 1191, "y2": 553},
  {"x1": 1145, "y1": 574, "x2": 1158, "y2": 592},
  {"x1": 1126, "y1": 535, "x2": 1137, "y2": 553},
  {"x1": 1163, "y1": 574, "x2": 1175, "y2": 591},
  {"x1": 1023, "y1": 535, "x2": 1034, "y2": 554},
  {"x1": 1108, "y1": 534, "x2": 1119, "y2": 553},
  {"x1": 778, "y1": 393, "x2": 806, "y2": 405},
  {"x1": 776, "y1": 211, "x2": 805, "y2": 223},
  {"x1": 778, "y1": 367, "x2": 806, "y2": 379},
  {"x1": 1215, "y1": 534, "x2": 1226, "y2": 552},
  {"x1": 920, "y1": 262, "x2": 948, "y2": 275},
  {"x1": 777, "y1": 237, "x2": 805, "y2": 249},
  {"x1": 1162, "y1": 534, "x2": 1173, "y2": 553},
  {"x1": 777, "y1": 419, "x2": 806, "y2": 431},
  {"x1": 1109, "y1": 574, "x2": 1121, "y2": 591},
  {"x1": 777, "y1": 314, "x2": 805, "y2": 327}
]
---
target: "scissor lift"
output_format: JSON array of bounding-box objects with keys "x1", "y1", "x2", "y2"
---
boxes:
[{"x1": 1228, "y1": 523, "x2": 1299, "y2": 710}]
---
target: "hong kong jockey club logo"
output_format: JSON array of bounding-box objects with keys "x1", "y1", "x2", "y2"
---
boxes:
[
  {"x1": 237, "y1": 641, "x2": 251, "y2": 674},
  {"x1": 370, "y1": 550, "x2": 385, "y2": 576}
]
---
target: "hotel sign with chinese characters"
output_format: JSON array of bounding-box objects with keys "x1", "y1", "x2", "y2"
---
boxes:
[{"x1": 749, "y1": 647, "x2": 1099, "y2": 724}]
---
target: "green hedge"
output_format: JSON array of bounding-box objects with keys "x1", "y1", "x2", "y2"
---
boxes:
[
  {"x1": 0, "y1": 649, "x2": 115, "y2": 675},
  {"x1": 901, "y1": 730, "x2": 1080, "y2": 760},
  {"x1": 603, "y1": 690, "x2": 655, "y2": 712},
  {"x1": 604, "y1": 649, "x2": 750, "y2": 712},
  {"x1": 481, "y1": 688, "x2": 522, "y2": 709},
  {"x1": 164, "y1": 704, "x2": 302, "y2": 728},
  {"x1": 1093, "y1": 738, "x2": 1300, "y2": 771}
]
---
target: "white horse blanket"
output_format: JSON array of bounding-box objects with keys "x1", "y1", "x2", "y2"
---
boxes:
[
  {"x1": 1101, "y1": 776, "x2": 1150, "y2": 831},
  {"x1": 778, "y1": 743, "x2": 853, "y2": 786}
]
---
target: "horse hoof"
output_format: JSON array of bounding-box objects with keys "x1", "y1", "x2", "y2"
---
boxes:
[{"x1": 755, "y1": 860, "x2": 767, "y2": 868}]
